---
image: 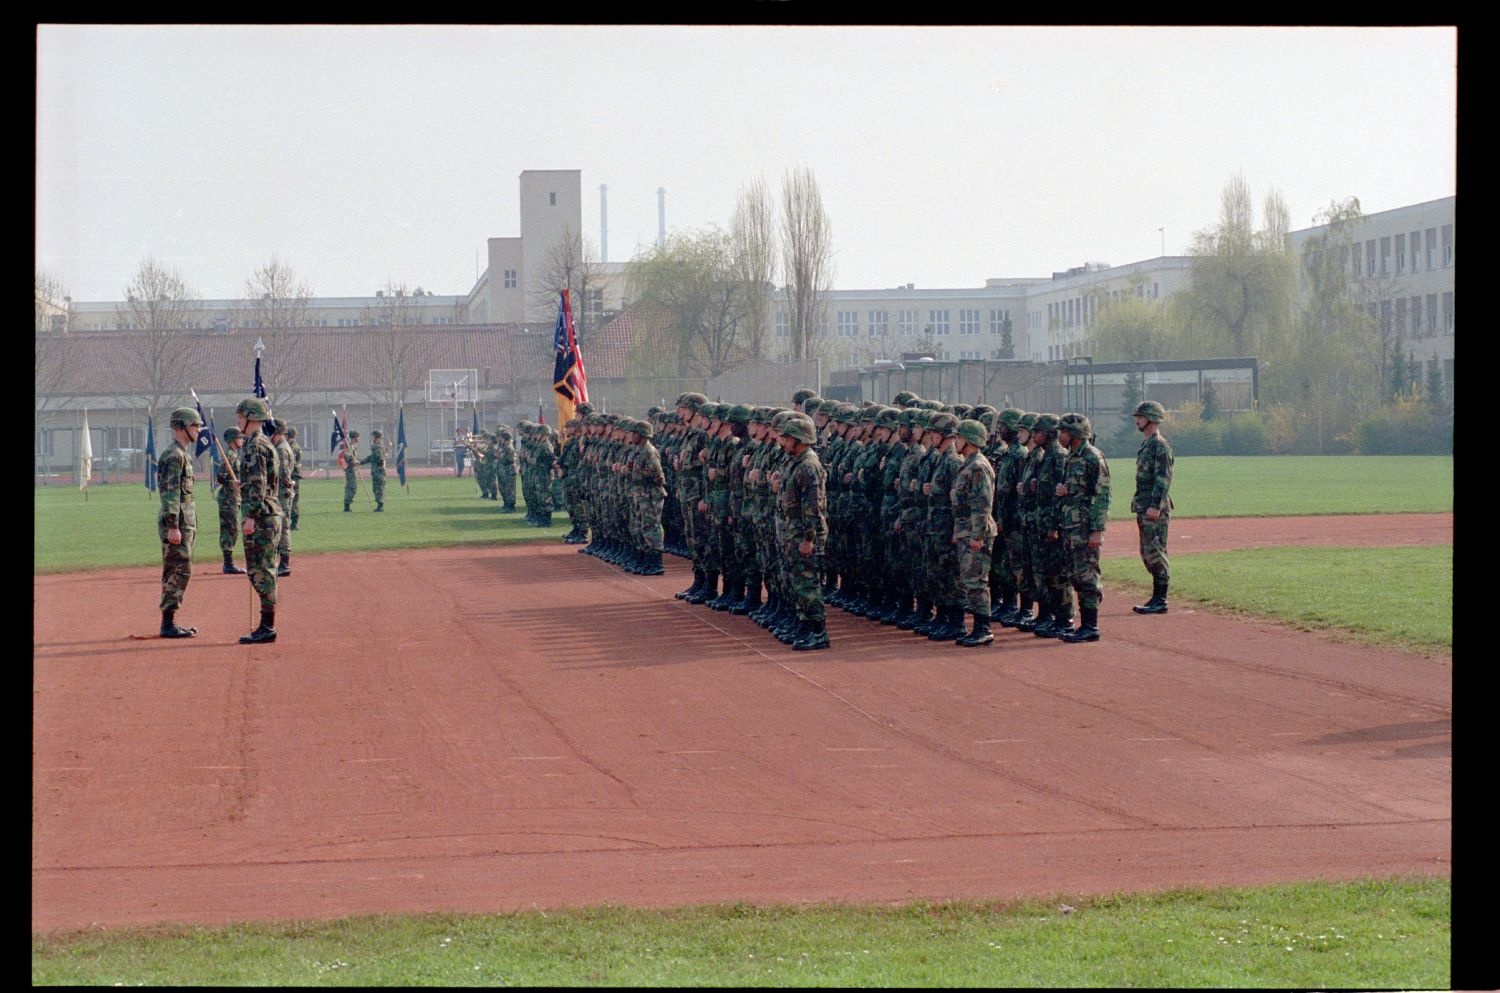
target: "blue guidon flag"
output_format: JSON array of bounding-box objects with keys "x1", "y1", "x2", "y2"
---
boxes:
[
  {"x1": 144, "y1": 416, "x2": 158, "y2": 492},
  {"x1": 551, "y1": 289, "x2": 588, "y2": 429},
  {"x1": 396, "y1": 406, "x2": 408, "y2": 487}
]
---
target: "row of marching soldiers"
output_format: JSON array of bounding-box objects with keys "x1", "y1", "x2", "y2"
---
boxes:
[{"x1": 560, "y1": 387, "x2": 1112, "y2": 650}]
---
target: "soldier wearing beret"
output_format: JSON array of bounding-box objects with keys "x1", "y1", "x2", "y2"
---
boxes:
[{"x1": 157, "y1": 406, "x2": 203, "y2": 638}]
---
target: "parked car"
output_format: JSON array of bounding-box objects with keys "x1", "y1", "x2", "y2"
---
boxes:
[{"x1": 101, "y1": 448, "x2": 144, "y2": 471}]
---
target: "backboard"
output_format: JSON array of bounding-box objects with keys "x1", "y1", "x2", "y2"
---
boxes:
[{"x1": 428, "y1": 369, "x2": 478, "y2": 404}]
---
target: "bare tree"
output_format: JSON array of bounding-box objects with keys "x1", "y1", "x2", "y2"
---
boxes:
[
  {"x1": 731, "y1": 177, "x2": 776, "y2": 361},
  {"x1": 358, "y1": 281, "x2": 437, "y2": 429},
  {"x1": 239, "y1": 257, "x2": 313, "y2": 411},
  {"x1": 779, "y1": 166, "x2": 835, "y2": 362},
  {"x1": 529, "y1": 227, "x2": 609, "y2": 342},
  {"x1": 35, "y1": 270, "x2": 77, "y2": 416},
  {"x1": 117, "y1": 257, "x2": 204, "y2": 417}
]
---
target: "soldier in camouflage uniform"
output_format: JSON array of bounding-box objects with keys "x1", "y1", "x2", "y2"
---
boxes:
[
  {"x1": 157, "y1": 406, "x2": 203, "y2": 638},
  {"x1": 950, "y1": 418, "x2": 998, "y2": 647},
  {"x1": 271, "y1": 420, "x2": 296, "y2": 575},
  {"x1": 712, "y1": 404, "x2": 754, "y2": 611},
  {"x1": 987, "y1": 409, "x2": 1027, "y2": 626},
  {"x1": 236, "y1": 396, "x2": 282, "y2": 644},
  {"x1": 1056, "y1": 413, "x2": 1111, "y2": 642},
  {"x1": 359, "y1": 428, "x2": 387, "y2": 512},
  {"x1": 474, "y1": 431, "x2": 495, "y2": 500},
  {"x1": 1130, "y1": 400, "x2": 1174, "y2": 615},
  {"x1": 684, "y1": 403, "x2": 722, "y2": 605},
  {"x1": 893, "y1": 409, "x2": 933, "y2": 630},
  {"x1": 342, "y1": 430, "x2": 360, "y2": 512},
  {"x1": 217, "y1": 427, "x2": 246, "y2": 575},
  {"x1": 495, "y1": 427, "x2": 518, "y2": 512},
  {"x1": 284, "y1": 426, "x2": 303, "y2": 530},
  {"x1": 921, "y1": 413, "x2": 967, "y2": 641},
  {"x1": 560, "y1": 407, "x2": 593, "y2": 543},
  {"x1": 1012, "y1": 413, "x2": 1044, "y2": 631},
  {"x1": 873, "y1": 406, "x2": 912, "y2": 625},
  {"x1": 671, "y1": 393, "x2": 709, "y2": 598},
  {"x1": 1028, "y1": 414, "x2": 1073, "y2": 639},
  {"x1": 623, "y1": 418, "x2": 666, "y2": 575},
  {"x1": 773, "y1": 413, "x2": 830, "y2": 650}
]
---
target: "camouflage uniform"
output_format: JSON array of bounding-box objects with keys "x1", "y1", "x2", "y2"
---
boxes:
[
  {"x1": 360, "y1": 435, "x2": 387, "y2": 510},
  {"x1": 1058, "y1": 414, "x2": 1111, "y2": 641},
  {"x1": 495, "y1": 430, "x2": 518, "y2": 511},
  {"x1": 274, "y1": 432, "x2": 296, "y2": 566},
  {"x1": 157, "y1": 437, "x2": 196, "y2": 613},
  {"x1": 1030, "y1": 418, "x2": 1073, "y2": 635},
  {"x1": 239, "y1": 425, "x2": 283, "y2": 612},
  {"x1": 778, "y1": 423, "x2": 828, "y2": 638},
  {"x1": 626, "y1": 423, "x2": 666, "y2": 567},
  {"x1": 951, "y1": 425, "x2": 997, "y2": 625},
  {"x1": 342, "y1": 437, "x2": 360, "y2": 511},
  {"x1": 1133, "y1": 431, "x2": 1174, "y2": 585},
  {"x1": 924, "y1": 425, "x2": 965, "y2": 638},
  {"x1": 216, "y1": 441, "x2": 241, "y2": 561},
  {"x1": 286, "y1": 429, "x2": 303, "y2": 530}
]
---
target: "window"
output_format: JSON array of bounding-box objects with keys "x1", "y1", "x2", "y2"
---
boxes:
[
  {"x1": 1442, "y1": 291, "x2": 1454, "y2": 333},
  {"x1": 1380, "y1": 300, "x2": 1392, "y2": 336},
  {"x1": 1396, "y1": 233, "x2": 1406, "y2": 273},
  {"x1": 988, "y1": 309, "x2": 1009, "y2": 334},
  {"x1": 1425, "y1": 228, "x2": 1436, "y2": 269},
  {"x1": 549, "y1": 192, "x2": 557, "y2": 206},
  {"x1": 1410, "y1": 296, "x2": 1423, "y2": 337},
  {"x1": 1350, "y1": 243, "x2": 1362, "y2": 280},
  {"x1": 775, "y1": 311, "x2": 789, "y2": 338},
  {"x1": 867, "y1": 309, "x2": 888, "y2": 336},
  {"x1": 959, "y1": 349, "x2": 981, "y2": 360},
  {"x1": 504, "y1": 269, "x2": 517, "y2": 289},
  {"x1": 836, "y1": 310, "x2": 859, "y2": 337},
  {"x1": 928, "y1": 309, "x2": 950, "y2": 335},
  {"x1": 1380, "y1": 236, "x2": 1391, "y2": 276},
  {"x1": 1426, "y1": 294, "x2": 1438, "y2": 335},
  {"x1": 898, "y1": 309, "x2": 918, "y2": 337},
  {"x1": 1410, "y1": 231, "x2": 1422, "y2": 271},
  {"x1": 1442, "y1": 224, "x2": 1454, "y2": 266},
  {"x1": 959, "y1": 309, "x2": 980, "y2": 335},
  {"x1": 1366, "y1": 239, "x2": 1377, "y2": 277},
  {"x1": 1396, "y1": 297, "x2": 1407, "y2": 336}
]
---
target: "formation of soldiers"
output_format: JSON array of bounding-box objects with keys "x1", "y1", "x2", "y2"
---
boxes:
[
  {"x1": 547, "y1": 389, "x2": 1175, "y2": 652},
  {"x1": 460, "y1": 421, "x2": 564, "y2": 528}
]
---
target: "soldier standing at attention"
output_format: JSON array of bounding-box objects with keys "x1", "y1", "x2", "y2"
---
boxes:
[
  {"x1": 494, "y1": 427, "x2": 519, "y2": 512},
  {"x1": 342, "y1": 430, "x2": 360, "y2": 512},
  {"x1": 774, "y1": 412, "x2": 830, "y2": 651},
  {"x1": 271, "y1": 420, "x2": 295, "y2": 576},
  {"x1": 158, "y1": 406, "x2": 203, "y2": 638},
  {"x1": 284, "y1": 426, "x2": 303, "y2": 530},
  {"x1": 1030, "y1": 413, "x2": 1073, "y2": 639},
  {"x1": 950, "y1": 419, "x2": 998, "y2": 647},
  {"x1": 1056, "y1": 413, "x2": 1111, "y2": 642},
  {"x1": 236, "y1": 396, "x2": 282, "y2": 644},
  {"x1": 217, "y1": 427, "x2": 246, "y2": 575},
  {"x1": 1131, "y1": 400, "x2": 1174, "y2": 615},
  {"x1": 360, "y1": 428, "x2": 388, "y2": 512}
]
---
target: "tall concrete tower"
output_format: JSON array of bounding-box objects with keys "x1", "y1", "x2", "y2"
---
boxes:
[
  {"x1": 657, "y1": 187, "x2": 666, "y2": 248},
  {"x1": 599, "y1": 184, "x2": 608, "y2": 263}
]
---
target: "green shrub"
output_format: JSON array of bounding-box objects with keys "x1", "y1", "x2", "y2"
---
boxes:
[
  {"x1": 1170, "y1": 417, "x2": 1225, "y2": 455},
  {"x1": 1356, "y1": 398, "x2": 1455, "y2": 455},
  {"x1": 1220, "y1": 412, "x2": 1271, "y2": 455}
]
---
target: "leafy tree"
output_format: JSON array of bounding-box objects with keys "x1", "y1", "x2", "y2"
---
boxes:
[
  {"x1": 627, "y1": 227, "x2": 752, "y2": 379},
  {"x1": 1200, "y1": 378, "x2": 1220, "y2": 421},
  {"x1": 1425, "y1": 360, "x2": 1448, "y2": 418},
  {"x1": 997, "y1": 317, "x2": 1014, "y2": 359}
]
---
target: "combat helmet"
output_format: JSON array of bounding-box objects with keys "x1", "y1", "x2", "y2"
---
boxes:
[
  {"x1": 1059, "y1": 412, "x2": 1093, "y2": 441},
  {"x1": 1134, "y1": 400, "x2": 1166, "y2": 423},
  {"x1": 169, "y1": 406, "x2": 203, "y2": 428}
]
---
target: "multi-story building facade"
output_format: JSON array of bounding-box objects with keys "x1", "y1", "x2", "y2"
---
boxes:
[{"x1": 1288, "y1": 195, "x2": 1454, "y2": 388}]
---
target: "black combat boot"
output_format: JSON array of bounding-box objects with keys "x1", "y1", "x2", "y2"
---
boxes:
[
  {"x1": 222, "y1": 550, "x2": 246, "y2": 575},
  {"x1": 881, "y1": 594, "x2": 910, "y2": 626},
  {"x1": 990, "y1": 592, "x2": 1015, "y2": 624},
  {"x1": 687, "y1": 571, "x2": 718, "y2": 605},
  {"x1": 277, "y1": 553, "x2": 291, "y2": 577},
  {"x1": 901, "y1": 598, "x2": 931, "y2": 632},
  {"x1": 733, "y1": 581, "x2": 761, "y2": 616},
  {"x1": 774, "y1": 612, "x2": 801, "y2": 644},
  {"x1": 1014, "y1": 600, "x2": 1041, "y2": 632},
  {"x1": 239, "y1": 608, "x2": 277, "y2": 644},
  {"x1": 1133, "y1": 580, "x2": 1169, "y2": 614},
  {"x1": 929, "y1": 605, "x2": 962, "y2": 641},
  {"x1": 642, "y1": 550, "x2": 665, "y2": 576},
  {"x1": 1037, "y1": 607, "x2": 1070, "y2": 639},
  {"x1": 1061, "y1": 607, "x2": 1101, "y2": 642},
  {"x1": 708, "y1": 574, "x2": 736, "y2": 610},
  {"x1": 160, "y1": 610, "x2": 196, "y2": 638},
  {"x1": 793, "y1": 618, "x2": 830, "y2": 651},
  {"x1": 676, "y1": 568, "x2": 705, "y2": 600},
  {"x1": 343, "y1": 503, "x2": 351, "y2": 512},
  {"x1": 374, "y1": 502, "x2": 384, "y2": 512},
  {"x1": 957, "y1": 613, "x2": 993, "y2": 647}
]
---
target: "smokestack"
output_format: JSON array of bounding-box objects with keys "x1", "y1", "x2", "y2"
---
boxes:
[
  {"x1": 657, "y1": 187, "x2": 666, "y2": 248},
  {"x1": 599, "y1": 184, "x2": 608, "y2": 263}
]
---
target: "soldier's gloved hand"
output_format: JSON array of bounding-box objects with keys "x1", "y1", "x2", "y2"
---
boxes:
[
  {"x1": 1145, "y1": 507, "x2": 1161, "y2": 521},
  {"x1": 243, "y1": 517, "x2": 255, "y2": 537},
  {"x1": 1055, "y1": 484, "x2": 1068, "y2": 497},
  {"x1": 969, "y1": 538, "x2": 985, "y2": 551},
  {"x1": 167, "y1": 527, "x2": 182, "y2": 546},
  {"x1": 1088, "y1": 530, "x2": 1104, "y2": 549},
  {"x1": 799, "y1": 539, "x2": 813, "y2": 557}
]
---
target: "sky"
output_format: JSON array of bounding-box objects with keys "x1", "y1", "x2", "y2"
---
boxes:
[{"x1": 36, "y1": 25, "x2": 1457, "y2": 304}]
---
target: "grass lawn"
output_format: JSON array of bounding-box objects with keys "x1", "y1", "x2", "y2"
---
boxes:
[
  {"x1": 31, "y1": 875, "x2": 1448, "y2": 988},
  {"x1": 35, "y1": 475, "x2": 567, "y2": 574},
  {"x1": 1117, "y1": 455, "x2": 1452, "y2": 520},
  {"x1": 1109, "y1": 545, "x2": 1452, "y2": 656}
]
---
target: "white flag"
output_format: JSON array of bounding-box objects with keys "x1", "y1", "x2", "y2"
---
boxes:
[{"x1": 79, "y1": 409, "x2": 94, "y2": 490}]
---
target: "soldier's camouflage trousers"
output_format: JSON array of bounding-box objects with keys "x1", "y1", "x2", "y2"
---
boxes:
[
  {"x1": 1066, "y1": 530, "x2": 1104, "y2": 611},
  {"x1": 159, "y1": 525, "x2": 195, "y2": 611},
  {"x1": 756, "y1": 516, "x2": 780, "y2": 599},
  {"x1": 925, "y1": 518, "x2": 961, "y2": 608},
  {"x1": 783, "y1": 544, "x2": 826, "y2": 623},
  {"x1": 289, "y1": 484, "x2": 300, "y2": 527},
  {"x1": 568, "y1": 481, "x2": 590, "y2": 528},
  {"x1": 218, "y1": 498, "x2": 239, "y2": 553},
  {"x1": 1136, "y1": 512, "x2": 1170, "y2": 582},
  {"x1": 958, "y1": 542, "x2": 992, "y2": 616},
  {"x1": 497, "y1": 469, "x2": 517, "y2": 508},
  {"x1": 278, "y1": 487, "x2": 294, "y2": 554},
  {"x1": 244, "y1": 515, "x2": 281, "y2": 609},
  {"x1": 370, "y1": 471, "x2": 386, "y2": 505},
  {"x1": 1005, "y1": 524, "x2": 1031, "y2": 598},
  {"x1": 344, "y1": 474, "x2": 358, "y2": 506},
  {"x1": 1030, "y1": 528, "x2": 1072, "y2": 621},
  {"x1": 630, "y1": 490, "x2": 664, "y2": 551},
  {"x1": 735, "y1": 516, "x2": 759, "y2": 589}
]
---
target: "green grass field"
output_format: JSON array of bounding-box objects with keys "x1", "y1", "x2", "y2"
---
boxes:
[
  {"x1": 1108, "y1": 545, "x2": 1452, "y2": 655},
  {"x1": 34, "y1": 456, "x2": 1452, "y2": 574},
  {"x1": 1123, "y1": 455, "x2": 1452, "y2": 519},
  {"x1": 30, "y1": 876, "x2": 1448, "y2": 987}
]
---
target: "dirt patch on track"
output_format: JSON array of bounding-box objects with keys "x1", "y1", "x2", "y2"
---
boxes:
[{"x1": 32, "y1": 514, "x2": 1451, "y2": 931}]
